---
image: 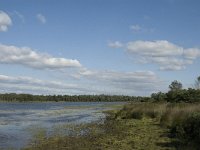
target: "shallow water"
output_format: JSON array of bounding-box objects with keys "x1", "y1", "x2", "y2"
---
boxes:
[{"x1": 0, "y1": 102, "x2": 122, "y2": 149}]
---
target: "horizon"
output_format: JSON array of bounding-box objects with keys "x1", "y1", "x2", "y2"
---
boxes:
[{"x1": 0, "y1": 0, "x2": 200, "y2": 96}]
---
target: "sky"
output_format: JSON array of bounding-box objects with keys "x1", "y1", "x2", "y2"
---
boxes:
[{"x1": 0, "y1": 0, "x2": 200, "y2": 96}]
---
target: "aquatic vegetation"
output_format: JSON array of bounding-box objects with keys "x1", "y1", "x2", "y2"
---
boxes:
[
  {"x1": 24, "y1": 117, "x2": 175, "y2": 150},
  {"x1": 0, "y1": 102, "x2": 119, "y2": 149}
]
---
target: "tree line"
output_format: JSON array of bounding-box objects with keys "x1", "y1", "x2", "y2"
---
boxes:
[
  {"x1": 0, "y1": 76, "x2": 199, "y2": 102},
  {"x1": 0, "y1": 93, "x2": 150, "y2": 102}
]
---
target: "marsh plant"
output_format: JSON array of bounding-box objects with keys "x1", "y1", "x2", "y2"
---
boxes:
[{"x1": 116, "y1": 102, "x2": 200, "y2": 149}]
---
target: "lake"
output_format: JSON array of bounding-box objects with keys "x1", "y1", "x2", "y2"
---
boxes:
[{"x1": 0, "y1": 102, "x2": 123, "y2": 149}]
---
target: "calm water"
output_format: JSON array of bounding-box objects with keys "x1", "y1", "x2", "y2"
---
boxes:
[{"x1": 0, "y1": 102, "x2": 123, "y2": 149}]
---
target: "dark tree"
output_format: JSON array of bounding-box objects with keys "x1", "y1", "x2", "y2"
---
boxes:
[
  {"x1": 169, "y1": 80, "x2": 182, "y2": 91},
  {"x1": 151, "y1": 91, "x2": 166, "y2": 102}
]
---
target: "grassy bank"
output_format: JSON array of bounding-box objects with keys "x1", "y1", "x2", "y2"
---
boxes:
[
  {"x1": 24, "y1": 116, "x2": 174, "y2": 150},
  {"x1": 115, "y1": 102, "x2": 200, "y2": 149},
  {"x1": 24, "y1": 102, "x2": 200, "y2": 150}
]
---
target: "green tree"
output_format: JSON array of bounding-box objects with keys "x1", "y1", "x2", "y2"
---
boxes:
[
  {"x1": 151, "y1": 91, "x2": 166, "y2": 102},
  {"x1": 169, "y1": 80, "x2": 182, "y2": 91}
]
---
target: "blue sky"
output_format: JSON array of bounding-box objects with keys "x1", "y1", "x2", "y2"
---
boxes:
[{"x1": 0, "y1": 0, "x2": 200, "y2": 95}]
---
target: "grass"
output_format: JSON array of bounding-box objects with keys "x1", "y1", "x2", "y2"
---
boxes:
[
  {"x1": 115, "y1": 102, "x2": 167, "y2": 119},
  {"x1": 160, "y1": 103, "x2": 200, "y2": 127},
  {"x1": 115, "y1": 102, "x2": 200, "y2": 150},
  {"x1": 23, "y1": 102, "x2": 200, "y2": 150},
  {"x1": 24, "y1": 117, "x2": 175, "y2": 150}
]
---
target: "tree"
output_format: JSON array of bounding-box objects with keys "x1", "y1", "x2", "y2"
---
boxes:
[
  {"x1": 151, "y1": 91, "x2": 166, "y2": 101},
  {"x1": 194, "y1": 76, "x2": 200, "y2": 89},
  {"x1": 169, "y1": 80, "x2": 182, "y2": 91}
]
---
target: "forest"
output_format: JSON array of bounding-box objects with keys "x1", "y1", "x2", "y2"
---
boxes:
[{"x1": 0, "y1": 93, "x2": 149, "y2": 102}]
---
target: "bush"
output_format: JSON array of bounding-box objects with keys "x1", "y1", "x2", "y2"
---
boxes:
[
  {"x1": 151, "y1": 92, "x2": 167, "y2": 102},
  {"x1": 166, "y1": 89, "x2": 200, "y2": 103},
  {"x1": 171, "y1": 112, "x2": 200, "y2": 146}
]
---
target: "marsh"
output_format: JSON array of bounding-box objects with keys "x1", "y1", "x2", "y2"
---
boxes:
[{"x1": 0, "y1": 102, "x2": 123, "y2": 149}]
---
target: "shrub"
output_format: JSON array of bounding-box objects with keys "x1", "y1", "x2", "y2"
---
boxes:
[{"x1": 171, "y1": 112, "x2": 200, "y2": 146}]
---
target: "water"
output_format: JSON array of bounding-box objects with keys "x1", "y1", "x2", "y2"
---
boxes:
[{"x1": 0, "y1": 102, "x2": 123, "y2": 149}]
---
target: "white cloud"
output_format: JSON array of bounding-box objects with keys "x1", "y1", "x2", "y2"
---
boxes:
[
  {"x1": 148, "y1": 57, "x2": 193, "y2": 71},
  {"x1": 0, "y1": 74, "x2": 74, "y2": 89},
  {"x1": 0, "y1": 44, "x2": 81, "y2": 70},
  {"x1": 159, "y1": 66, "x2": 184, "y2": 71},
  {"x1": 36, "y1": 13, "x2": 46, "y2": 24},
  {"x1": 127, "y1": 40, "x2": 183, "y2": 57},
  {"x1": 130, "y1": 25, "x2": 142, "y2": 32},
  {"x1": 0, "y1": 72, "x2": 161, "y2": 96},
  {"x1": 79, "y1": 69, "x2": 159, "y2": 84},
  {"x1": 0, "y1": 11, "x2": 12, "y2": 32},
  {"x1": 124, "y1": 40, "x2": 200, "y2": 71},
  {"x1": 76, "y1": 68, "x2": 164, "y2": 95},
  {"x1": 183, "y1": 48, "x2": 200, "y2": 59},
  {"x1": 0, "y1": 74, "x2": 90, "y2": 95},
  {"x1": 108, "y1": 41, "x2": 123, "y2": 48},
  {"x1": 0, "y1": 69, "x2": 165, "y2": 96}
]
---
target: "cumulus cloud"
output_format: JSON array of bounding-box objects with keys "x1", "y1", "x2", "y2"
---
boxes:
[
  {"x1": 79, "y1": 70, "x2": 160, "y2": 84},
  {"x1": 149, "y1": 57, "x2": 193, "y2": 71},
  {"x1": 0, "y1": 11, "x2": 12, "y2": 31},
  {"x1": 183, "y1": 48, "x2": 200, "y2": 59},
  {"x1": 127, "y1": 40, "x2": 183, "y2": 57},
  {"x1": 76, "y1": 68, "x2": 164, "y2": 95},
  {"x1": 108, "y1": 41, "x2": 123, "y2": 48},
  {"x1": 111, "y1": 40, "x2": 200, "y2": 71},
  {"x1": 0, "y1": 44, "x2": 81, "y2": 70},
  {"x1": 0, "y1": 69, "x2": 165, "y2": 96},
  {"x1": 36, "y1": 13, "x2": 46, "y2": 24},
  {"x1": 0, "y1": 74, "x2": 89, "y2": 95},
  {"x1": 0, "y1": 72, "x2": 161, "y2": 96},
  {"x1": 0, "y1": 74, "x2": 75, "y2": 89}
]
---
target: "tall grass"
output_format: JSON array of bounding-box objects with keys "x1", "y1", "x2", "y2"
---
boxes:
[
  {"x1": 160, "y1": 103, "x2": 200, "y2": 127},
  {"x1": 115, "y1": 102, "x2": 200, "y2": 149},
  {"x1": 115, "y1": 102, "x2": 167, "y2": 119}
]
